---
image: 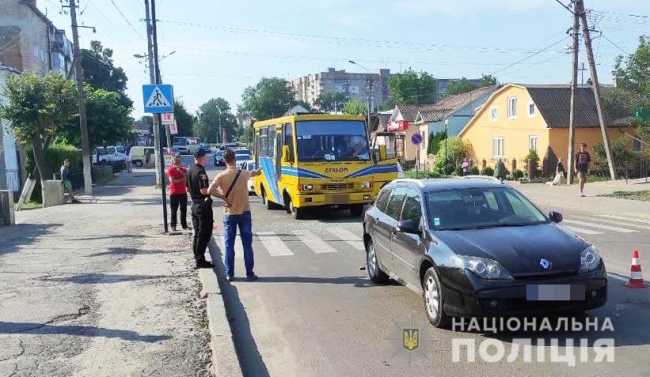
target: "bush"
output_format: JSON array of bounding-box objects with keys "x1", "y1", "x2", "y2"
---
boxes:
[
  {"x1": 481, "y1": 166, "x2": 494, "y2": 176},
  {"x1": 526, "y1": 148, "x2": 540, "y2": 172},
  {"x1": 404, "y1": 169, "x2": 443, "y2": 179},
  {"x1": 25, "y1": 143, "x2": 82, "y2": 203},
  {"x1": 470, "y1": 166, "x2": 480, "y2": 175},
  {"x1": 455, "y1": 166, "x2": 463, "y2": 176},
  {"x1": 512, "y1": 169, "x2": 524, "y2": 179},
  {"x1": 433, "y1": 137, "x2": 471, "y2": 174}
]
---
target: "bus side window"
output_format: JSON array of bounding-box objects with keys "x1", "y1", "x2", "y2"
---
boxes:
[
  {"x1": 260, "y1": 127, "x2": 268, "y2": 157},
  {"x1": 283, "y1": 123, "x2": 294, "y2": 162},
  {"x1": 268, "y1": 126, "x2": 276, "y2": 158}
]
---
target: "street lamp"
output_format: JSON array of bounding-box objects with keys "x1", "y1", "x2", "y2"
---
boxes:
[
  {"x1": 134, "y1": 50, "x2": 176, "y2": 61},
  {"x1": 348, "y1": 60, "x2": 373, "y2": 139},
  {"x1": 215, "y1": 104, "x2": 222, "y2": 144},
  {"x1": 445, "y1": 119, "x2": 449, "y2": 177}
]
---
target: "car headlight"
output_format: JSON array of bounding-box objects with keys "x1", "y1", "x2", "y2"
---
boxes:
[
  {"x1": 579, "y1": 246, "x2": 601, "y2": 273},
  {"x1": 361, "y1": 182, "x2": 371, "y2": 189},
  {"x1": 302, "y1": 184, "x2": 313, "y2": 191},
  {"x1": 456, "y1": 256, "x2": 513, "y2": 280}
]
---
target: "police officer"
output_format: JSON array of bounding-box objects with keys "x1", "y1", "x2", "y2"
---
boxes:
[{"x1": 186, "y1": 149, "x2": 229, "y2": 269}]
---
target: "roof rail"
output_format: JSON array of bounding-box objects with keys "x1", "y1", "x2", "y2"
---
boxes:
[
  {"x1": 454, "y1": 175, "x2": 503, "y2": 184},
  {"x1": 392, "y1": 178, "x2": 426, "y2": 187}
]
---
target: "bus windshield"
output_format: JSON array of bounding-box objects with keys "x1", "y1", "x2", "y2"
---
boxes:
[{"x1": 295, "y1": 120, "x2": 369, "y2": 162}]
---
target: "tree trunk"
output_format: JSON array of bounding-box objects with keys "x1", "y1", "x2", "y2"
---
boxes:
[{"x1": 31, "y1": 134, "x2": 52, "y2": 182}]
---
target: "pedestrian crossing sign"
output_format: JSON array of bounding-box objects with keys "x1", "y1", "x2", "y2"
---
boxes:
[{"x1": 142, "y1": 84, "x2": 174, "y2": 113}]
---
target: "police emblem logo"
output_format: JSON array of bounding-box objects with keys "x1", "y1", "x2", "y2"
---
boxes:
[{"x1": 402, "y1": 328, "x2": 419, "y2": 351}]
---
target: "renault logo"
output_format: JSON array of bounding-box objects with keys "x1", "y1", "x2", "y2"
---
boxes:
[{"x1": 540, "y1": 258, "x2": 551, "y2": 270}]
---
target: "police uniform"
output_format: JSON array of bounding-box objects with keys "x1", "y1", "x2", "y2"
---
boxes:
[{"x1": 186, "y1": 154, "x2": 213, "y2": 267}]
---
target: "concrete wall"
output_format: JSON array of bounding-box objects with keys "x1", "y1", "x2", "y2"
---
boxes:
[
  {"x1": 0, "y1": 190, "x2": 15, "y2": 226},
  {"x1": 42, "y1": 180, "x2": 63, "y2": 208}
]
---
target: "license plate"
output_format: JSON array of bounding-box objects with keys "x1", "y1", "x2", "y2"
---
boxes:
[{"x1": 526, "y1": 284, "x2": 585, "y2": 301}]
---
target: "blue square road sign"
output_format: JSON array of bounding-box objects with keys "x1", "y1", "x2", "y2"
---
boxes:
[{"x1": 143, "y1": 84, "x2": 174, "y2": 113}]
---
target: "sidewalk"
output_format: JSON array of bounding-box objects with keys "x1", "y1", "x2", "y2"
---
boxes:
[
  {"x1": 0, "y1": 170, "x2": 217, "y2": 376},
  {"x1": 511, "y1": 178, "x2": 650, "y2": 220}
]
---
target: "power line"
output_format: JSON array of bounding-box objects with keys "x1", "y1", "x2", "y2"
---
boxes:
[
  {"x1": 159, "y1": 20, "x2": 554, "y2": 55},
  {"x1": 601, "y1": 34, "x2": 630, "y2": 55},
  {"x1": 108, "y1": 0, "x2": 146, "y2": 40},
  {"x1": 489, "y1": 36, "x2": 570, "y2": 76}
]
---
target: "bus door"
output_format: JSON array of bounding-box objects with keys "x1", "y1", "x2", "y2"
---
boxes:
[{"x1": 371, "y1": 132, "x2": 401, "y2": 194}]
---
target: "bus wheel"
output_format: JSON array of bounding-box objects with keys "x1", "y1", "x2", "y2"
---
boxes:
[
  {"x1": 350, "y1": 204, "x2": 364, "y2": 217},
  {"x1": 262, "y1": 188, "x2": 273, "y2": 210},
  {"x1": 283, "y1": 192, "x2": 292, "y2": 214},
  {"x1": 293, "y1": 206, "x2": 305, "y2": 220}
]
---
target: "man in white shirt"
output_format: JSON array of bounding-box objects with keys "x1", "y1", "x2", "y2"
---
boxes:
[{"x1": 343, "y1": 135, "x2": 369, "y2": 158}]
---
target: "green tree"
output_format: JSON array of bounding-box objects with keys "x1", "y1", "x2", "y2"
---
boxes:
[
  {"x1": 314, "y1": 91, "x2": 349, "y2": 112},
  {"x1": 82, "y1": 41, "x2": 128, "y2": 93},
  {"x1": 433, "y1": 137, "x2": 471, "y2": 174},
  {"x1": 174, "y1": 101, "x2": 194, "y2": 137},
  {"x1": 0, "y1": 72, "x2": 77, "y2": 181},
  {"x1": 388, "y1": 68, "x2": 437, "y2": 104},
  {"x1": 194, "y1": 98, "x2": 237, "y2": 143},
  {"x1": 446, "y1": 78, "x2": 480, "y2": 96},
  {"x1": 57, "y1": 87, "x2": 133, "y2": 150},
  {"x1": 427, "y1": 131, "x2": 447, "y2": 155},
  {"x1": 480, "y1": 74, "x2": 499, "y2": 87},
  {"x1": 240, "y1": 77, "x2": 298, "y2": 120},
  {"x1": 378, "y1": 97, "x2": 397, "y2": 111},
  {"x1": 593, "y1": 138, "x2": 636, "y2": 174},
  {"x1": 343, "y1": 99, "x2": 368, "y2": 115}
]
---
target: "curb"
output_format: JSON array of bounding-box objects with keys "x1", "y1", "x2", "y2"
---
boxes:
[{"x1": 198, "y1": 238, "x2": 244, "y2": 377}]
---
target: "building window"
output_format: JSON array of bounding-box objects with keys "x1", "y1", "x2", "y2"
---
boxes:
[
  {"x1": 529, "y1": 135, "x2": 539, "y2": 152},
  {"x1": 490, "y1": 107, "x2": 498, "y2": 121},
  {"x1": 633, "y1": 136, "x2": 643, "y2": 153},
  {"x1": 492, "y1": 137, "x2": 505, "y2": 158},
  {"x1": 527, "y1": 102, "x2": 535, "y2": 117},
  {"x1": 507, "y1": 97, "x2": 518, "y2": 119}
]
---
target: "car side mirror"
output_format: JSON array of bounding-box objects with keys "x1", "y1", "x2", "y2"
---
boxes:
[
  {"x1": 397, "y1": 219, "x2": 421, "y2": 235},
  {"x1": 549, "y1": 211, "x2": 563, "y2": 223},
  {"x1": 282, "y1": 145, "x2": 292, "y2": 163}
]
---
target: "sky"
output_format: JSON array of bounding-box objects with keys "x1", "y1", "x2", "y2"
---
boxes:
[{"x1": 38, "y1": 0, "x2": 649, "y2": 120}]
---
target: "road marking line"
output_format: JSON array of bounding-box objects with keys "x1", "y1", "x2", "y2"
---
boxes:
[
  {"x1": 217, "y1": 234, "x2": 243, "y2": 259},
  {"x1": 563, "y1": 225, "x2": 603, "y2": 235},
  {"x1": 562, "y1": 219, "x2": 636, "y2": 233},
  {"x1": 292, "y1": 230, "x2": 337, "y2": 254},
  {"x1": 256, "y1": 231, "x2": 294, "y2": 256},
  {"x1": 569, "y1": 215, "x2": 650, "y2": 230},
  {"x1": 325, "y1": 228, "x2": 365, "y2": 251},
  {"x1": 607, "y1": 273, "x2": 629, "y2": 282},
  {"x1": 596, "y1": 214, "x2": 650, "y2": 225}
]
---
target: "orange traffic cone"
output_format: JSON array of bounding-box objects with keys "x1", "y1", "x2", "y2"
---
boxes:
[{"x1": 625, "y1": 250, "x2": 647, "y2": 288}]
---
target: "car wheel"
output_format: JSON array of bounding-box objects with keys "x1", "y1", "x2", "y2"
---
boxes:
[
  {"x1": 423, "y1": 267, "x2": 450, "y2": 328},
  {"x1": 350, "y1": 204, "x2": 364, "y2": 217},
  {"x1": 366, "y1": 239, "x2": 388, "y2": 283},
  {"x1": 134, "y1": 160, "x2": 143, "y2": 168}
]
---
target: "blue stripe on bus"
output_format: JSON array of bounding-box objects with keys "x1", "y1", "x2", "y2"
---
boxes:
[
  {"x1": 281, "y1": 167, "x2": 330, "y2": 179},
  {"x1": 259, "y1": 157, "x2": 283, "y2": 205}
]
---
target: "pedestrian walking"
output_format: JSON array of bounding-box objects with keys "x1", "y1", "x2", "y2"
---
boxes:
[
  {"x1": 167, "y1": 155, "x2": 189, "y2": 232},
  {"x1": 125, "y1": 153, "x2": 133, "y2": 173},
  {"x1": 575, "y1": 143, "x2": 591, "y2": 197},
  {"x1": 60, "y1": 159, "x2": 80, "y2": 203},
  {"x1": 461, "y1": 158, "x2": 470, "y2": 176},
  {"x1": 556, "y1": 158, "x2": 566, "y2": 181},
  {"x1": 209, "y1": 149, "x2": 263, "y2": 282},
  {"x1": 494, "y1": 158, "x2": 507, "y2": 182},
  {"x1": 187, "y1": 149, "x2": 227, "y2": 269},
  {"x1": 144, "y1": 149, "x2": 152, "y2": 169}
]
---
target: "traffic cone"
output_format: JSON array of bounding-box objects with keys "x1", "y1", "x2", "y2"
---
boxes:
[{"x1": 625, "y1": 250, "x2": 647, "y2": 288}]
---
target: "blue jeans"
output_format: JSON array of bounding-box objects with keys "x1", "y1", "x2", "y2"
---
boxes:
[{"x1": 223, "y1": 211, "x2": 255, "y2": 277}]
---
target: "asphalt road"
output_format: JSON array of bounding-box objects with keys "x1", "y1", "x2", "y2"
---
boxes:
[{"x1": 199, "y1": 161, "x2": 650, "y2": 377}]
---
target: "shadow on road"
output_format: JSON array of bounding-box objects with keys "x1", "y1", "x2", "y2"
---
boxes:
[
  {"x1": 0, "y1": 321, "x2": 171, "y2": 342},
  {"x1": 208, "y1": 239, "x2": 271, "y2": 377},
  {"x1": 248, "y1": 275, "x2": 400, "y2": 288},
  {"x1": 41, "y1": 273, "x2": 168, "y2": 284},
  {"x1": 86, "y1": 247, "x2": 180, "y2": 258},
  {"x1": 0, "y1": 223, "x2": 62, "y2": 256}
]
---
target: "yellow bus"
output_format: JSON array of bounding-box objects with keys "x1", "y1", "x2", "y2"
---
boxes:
[{"x1": 252, "y1": 113, "x2": 398, "y2": 219}]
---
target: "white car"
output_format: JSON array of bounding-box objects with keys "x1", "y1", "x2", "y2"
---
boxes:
[{"x1": 240, "y1": 160, "x2": 256, "y2": 194}]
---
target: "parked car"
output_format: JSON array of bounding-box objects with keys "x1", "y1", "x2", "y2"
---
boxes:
[
  {"x1": 94, "y1": 146, "x2": 127, "y2": 165},
  {"x1": 213, "y1": 150, "x2": 224, "y2": 167},
  {"x1": 240, "y1": 160, "x2": 256, "y2": 194},
  {"x1": 362, "y1": 178, "x2": 607, "y2": 328}
]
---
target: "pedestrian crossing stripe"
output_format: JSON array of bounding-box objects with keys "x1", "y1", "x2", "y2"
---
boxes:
[{"x1": 145, "y1": 86, "x2": 171, "y2": 108}]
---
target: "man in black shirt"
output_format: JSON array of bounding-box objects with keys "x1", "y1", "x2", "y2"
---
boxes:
[
  {"x1": 575, "y1": 142, "x2": 591, "y2": 197},
  {"x1": 186, "y1": 149, "x2": 229, "y2": 269}
]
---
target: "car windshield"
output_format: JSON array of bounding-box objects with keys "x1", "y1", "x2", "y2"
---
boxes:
[
  {"x1": 295, "y1": 120, "x2": 369, "y2": 162},
  {"x1": 425, "y1": 187, "x2": 547, "y2": 230},
  {"x1": 235, "y1": 150, "x2": 251, "y2": 155},
  {"x1": 236, "y1": 155, "x2": 250, "y2": 161}
]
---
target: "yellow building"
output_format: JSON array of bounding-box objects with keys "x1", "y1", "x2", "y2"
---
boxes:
[{"x1": 458, "y1": 84, "x2": 640, "y2": 173}]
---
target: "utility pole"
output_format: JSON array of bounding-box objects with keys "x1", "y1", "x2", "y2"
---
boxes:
[
  {"x1": 67, "y1": 0, "x2": 92, "y2": 195},
  {"x1": 367, "y1": 76, "x2": 373, "y2": 138},
  {"x1": 577, "y1": 0, "x2": 616, "y2": 180},
  {"x1": 150, "y1": 0, "x2": 169, "y2": 232},
  {"x1": 579, "y1": 62, "x2": 587, "y2": 85},
  {"x1": 144, "y1": 0, "x2": 162, "y2": 186},
  {"x1": 567, "y1": 0, "x2": 580, "y2": 185}
]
